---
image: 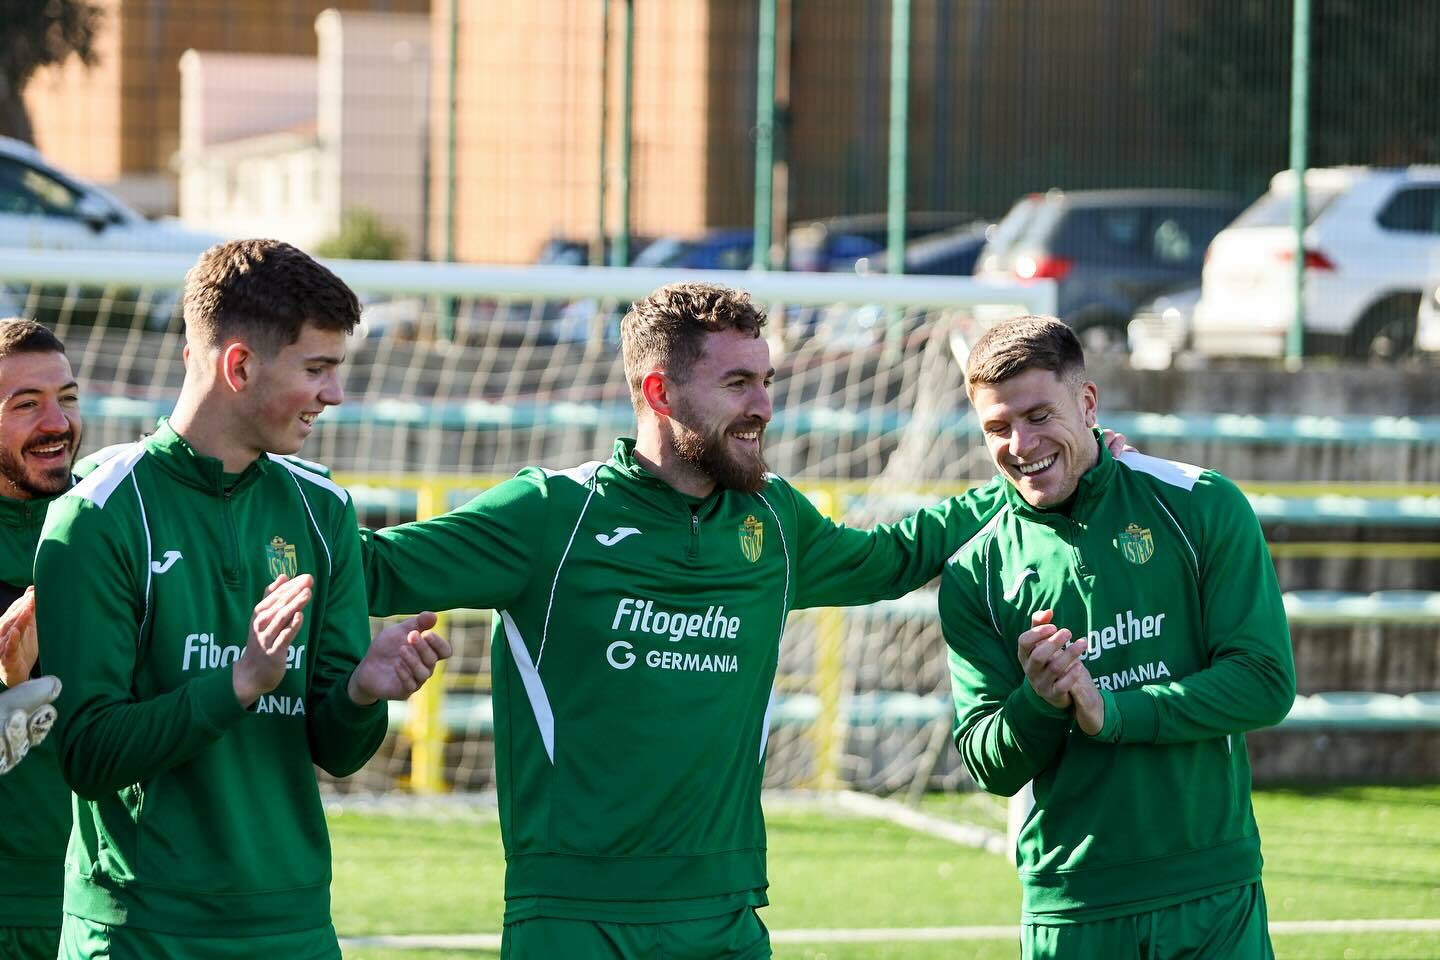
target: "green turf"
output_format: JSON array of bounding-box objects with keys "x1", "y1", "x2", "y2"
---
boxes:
[
  {"x1": 344, "y1": 939, "x2": 1440, "y2": 960},
  {"x1": 331, "y1": 785, "x2": 1440, "y2": 957}
]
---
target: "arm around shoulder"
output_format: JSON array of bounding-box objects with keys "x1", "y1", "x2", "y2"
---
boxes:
[{"x1": 792, "y1": 479, "x2": 1007, "y2": 610}]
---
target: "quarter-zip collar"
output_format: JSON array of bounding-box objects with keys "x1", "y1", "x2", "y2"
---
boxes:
[
  {"x1": 611, "y1": 437, "x2": 723, "y2": 510},
  {"x1": 144, "y1": 418, "x2": 266, "y2": 498},
  {"x1": 0, "y1": 484, "x2": 67, "y2": 529},
  {"x1": 1002, "y1": 428, "x2": 1115, "y2": 523},
  {"x1": 611, "y1": 437, "x2": 729, "y2": 561}
]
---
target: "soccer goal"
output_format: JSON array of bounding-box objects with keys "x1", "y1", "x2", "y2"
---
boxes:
[{"x1": 0, "y1": 248, "x2": 1053, "y2": 803}]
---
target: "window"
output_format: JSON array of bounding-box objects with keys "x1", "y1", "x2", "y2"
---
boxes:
[
  {"x1": 1376, "y1": 187, "x2": 1440, "y2": 234},
  {"x1": 1096, "y1": 209, "x2": 1144, "y2": 248},
  {"x1": 1234, "y1": 187, "x2": 1343, "y2": 228},
  {"x1": 1149, "y1": 207, "x2": 1235, "y2": 265},
  {"x1": 0, "y1": 157, "x2": 83, "y2": 217}
]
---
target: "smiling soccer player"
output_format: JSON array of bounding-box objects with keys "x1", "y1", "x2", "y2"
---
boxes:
[{"x1": 35, "y1": 240, "x2": 451, "y2": 960}]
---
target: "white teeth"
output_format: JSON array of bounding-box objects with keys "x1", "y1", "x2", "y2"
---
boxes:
[
  {"x1": 1016, "y1": 454, "x2": 1056, "y2": 476},
  {"x1": 29, "y1": 444, "x2": 64, "y2": 455}
]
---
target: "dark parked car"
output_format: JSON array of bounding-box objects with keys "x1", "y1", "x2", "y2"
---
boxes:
[
  {"x1": 632, "y1": 229, "x2": 754, "y2": 270},
  {"x1": 863, "y1": 220, "x2": 993, "y2": 276},
  {"x1": 787, "y1": 211, "x2": 979, "y2": 273},
  {"x1": 533, "y1": 234, "x2": 655, "y2": 267},
  {"x1": 976, "y1": 189, "x2": 1244, "y2": 350}
]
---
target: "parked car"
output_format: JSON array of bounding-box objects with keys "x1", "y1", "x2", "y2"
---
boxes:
[
  {"x1": 0, "y1": 136, "x2": 218, "y2": 254},
  {"x1": 787, "y1": 211, "x2": 978, "y2": 273},
  {"x1": 1190, "y1": 166, "x2": 1440, "y2": 359},
  {"x1": 976, "y1": 189, "x2": 1243, "y2": 351},
  {"x1": 0, "y1": 136, "x2": 221, "y2": 328},
  {"x1": 861, "y1": 220, "x2": 992, "y2": 276},
  {"x1": 632, "y1": 229, "x2": 754, "y2": 270},
  {"x1": 533, "y1": 234, "x2": 655, "y2": 267},
  {"x1": 974, "y1": 194, "x2": 1043, "y2": 276}
]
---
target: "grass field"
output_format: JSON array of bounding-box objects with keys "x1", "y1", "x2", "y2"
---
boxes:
[{"x1": 331, "y1": 785, "x2": 1440, "y2": 959}]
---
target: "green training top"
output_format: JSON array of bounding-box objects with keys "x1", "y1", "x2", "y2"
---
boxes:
[
  {"x1": 0, "y1": 487, "x2": 69, "y2": 928},
  {"x1": 942, "y1": 436, "x2": 1296, "y2": 923},
  {"x1": 361, "y1": 437, "x2": 1004, "y2": 924},
  {"x1": 35, "y1": 420, "x2": 387, "y2": 937}
]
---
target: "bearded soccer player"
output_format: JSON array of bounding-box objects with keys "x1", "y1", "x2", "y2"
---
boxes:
[
  {"x1": 941, "y1": 315, "x2": 1295, "y2": 960},
  {"x1": 0, "y1": 319, "x2": 81, "y2": 960},
  {"x1": 358, "y1": 283, "x2": 1129, "y2": 958},
  {"x1": 35, "y1": 240, "x2": 451, "y2": 959}
]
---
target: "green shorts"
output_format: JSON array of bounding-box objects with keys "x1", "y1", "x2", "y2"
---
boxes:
[
  {"x1": 58, "y1": 913, "x2": 341, "y2": 960},
  {"x1": 0, "y1": 924, "x2": 61, "y2": 960},
  {"x1": 501, "y1": 906, "x2": 771, "y2": 960},
  {"x1": 1023, "y1": 882, "x2": 1273, "y2": 960}
]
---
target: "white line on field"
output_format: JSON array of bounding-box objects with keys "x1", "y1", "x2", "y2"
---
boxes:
[
  {"x1": 339, "y1": 918, "x2": 1440, "y2": 951},
  {"x1": 828, "y1": 789, "x2": 1010, "y2": 855}
]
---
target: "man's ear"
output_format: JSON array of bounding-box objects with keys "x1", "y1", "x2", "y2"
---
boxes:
[
  {"x1": 220, "y1": 341, "x2": 254, "y2": 394},
  {"x1": 640, "y1": 370, "x2": 673, "y2": 418},
  {"x1": 1080, "y1": 380, "x2": 1099, "y2": 428}
]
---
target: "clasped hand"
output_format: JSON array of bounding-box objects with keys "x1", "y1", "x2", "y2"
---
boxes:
[{"x1": 1018, "y1": 610, "x2": 1105, "y2": 735}]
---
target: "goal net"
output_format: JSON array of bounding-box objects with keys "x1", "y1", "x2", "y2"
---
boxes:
[{"x1": 0, "y1": 250, "x2": 1051, "y2": 799}]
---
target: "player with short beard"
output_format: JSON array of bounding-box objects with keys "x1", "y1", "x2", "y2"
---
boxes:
[
  {"x1": 357, "y1": 282, "x2": 1132, "y2": 958},
  {"x1": 0, "y1": 318, "x2": 81, "y2": 960}
]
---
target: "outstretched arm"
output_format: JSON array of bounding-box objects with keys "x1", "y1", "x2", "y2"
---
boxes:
[{"x1": 359, "y1": 473, "x2": 545, "y2": 618}]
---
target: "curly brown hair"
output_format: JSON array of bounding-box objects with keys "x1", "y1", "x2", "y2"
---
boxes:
[
  {"x1": 619, "y1": 282, "x2": 767, "y2": 415},
  {"x1": 0, "y1": 318, "x2": 65, "y2": 361},
  {"x1": 965, "y1": 315, "x2": 1086, "y2": 393},
  {"x1": 182, "y1": 239, "x2": 360, "y2": 356}
]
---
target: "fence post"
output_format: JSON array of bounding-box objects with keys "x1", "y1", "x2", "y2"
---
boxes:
[
  {"x1": 405, "y1": 481, "x2": 450, "y2": 794},
  {"x1": 809, "y1": 486, "x2": 846, "y2": 790}
]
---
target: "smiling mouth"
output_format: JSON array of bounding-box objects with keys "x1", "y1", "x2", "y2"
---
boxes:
[
  {"x1": 25, "y1": 439, "x2": 70, "y2": 460},
  {"x1": 730, "y1": 428, "x2": 762, "y2": 445},
  {"x1": 1015, "y1": 454, "x2": 1056, "y2": 476}
]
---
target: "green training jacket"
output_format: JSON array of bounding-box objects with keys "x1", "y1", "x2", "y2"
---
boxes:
[
  {"x1": 361, "y1": 437, "x2": 1004, "y2": 924},
  {"x1": 942, "y1": 437, "x2": 1295, "y2": 923},
  {"x1": 35, "y1": 420, "x2": 387, "y2": 937},
  {"x1": 0, "y1": 488, "x2": 69, "y2": 929}
]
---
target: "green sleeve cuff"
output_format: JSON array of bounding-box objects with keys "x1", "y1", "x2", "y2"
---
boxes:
[
  {"x1": 1090, "y1": 688, "x2": 1123, "y2": 742},
  {"x1": 191, "y1": 669, "x2": 249, "y2": 733},
  {"x1": 1110, "y1": 688, "x2": 1160, "y2": 744},
  {"x1": 327, "y1": 670, "x2": 387, "y2": 726},
  {"x1": 1015, "y1": 679, "x2": 1071, "y2": 720}
]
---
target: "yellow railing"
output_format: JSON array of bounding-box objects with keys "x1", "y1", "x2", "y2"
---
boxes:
[{"x1": 337, "y1": 472, "x2": 1440, "y2": 793}]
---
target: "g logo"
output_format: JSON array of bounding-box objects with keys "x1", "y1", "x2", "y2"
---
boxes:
[{"x1": 606, "y1": 640, "x2": 635, "y2": 670}]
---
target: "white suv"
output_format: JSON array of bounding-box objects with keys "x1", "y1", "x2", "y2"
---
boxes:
[{"x1": 1189, "y1": 166, "x2": 1440, "y2": 359}]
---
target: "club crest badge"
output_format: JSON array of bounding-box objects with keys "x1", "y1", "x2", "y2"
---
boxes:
[
  {"x1": 1118, "y1": 523, "x2": 1154, "y2": 565},
  {"x1": 739, "y1": 515, "x2": 764, "y2": 563},
  {"x1": 266, "y1": 536, "x2": 299, "y2": 579}
]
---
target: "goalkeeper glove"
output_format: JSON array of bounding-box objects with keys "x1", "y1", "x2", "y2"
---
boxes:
[{"x1": 0, "y1": 676, "x2": 60, "y2": 775}]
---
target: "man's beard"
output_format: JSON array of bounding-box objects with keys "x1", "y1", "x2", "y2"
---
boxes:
[
  {"x1": 671, "y1": 409, "x2": 769, "y2": 494},
  {"x1": 0, "y1": 434, "x2": 75, "y2": 499}
]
